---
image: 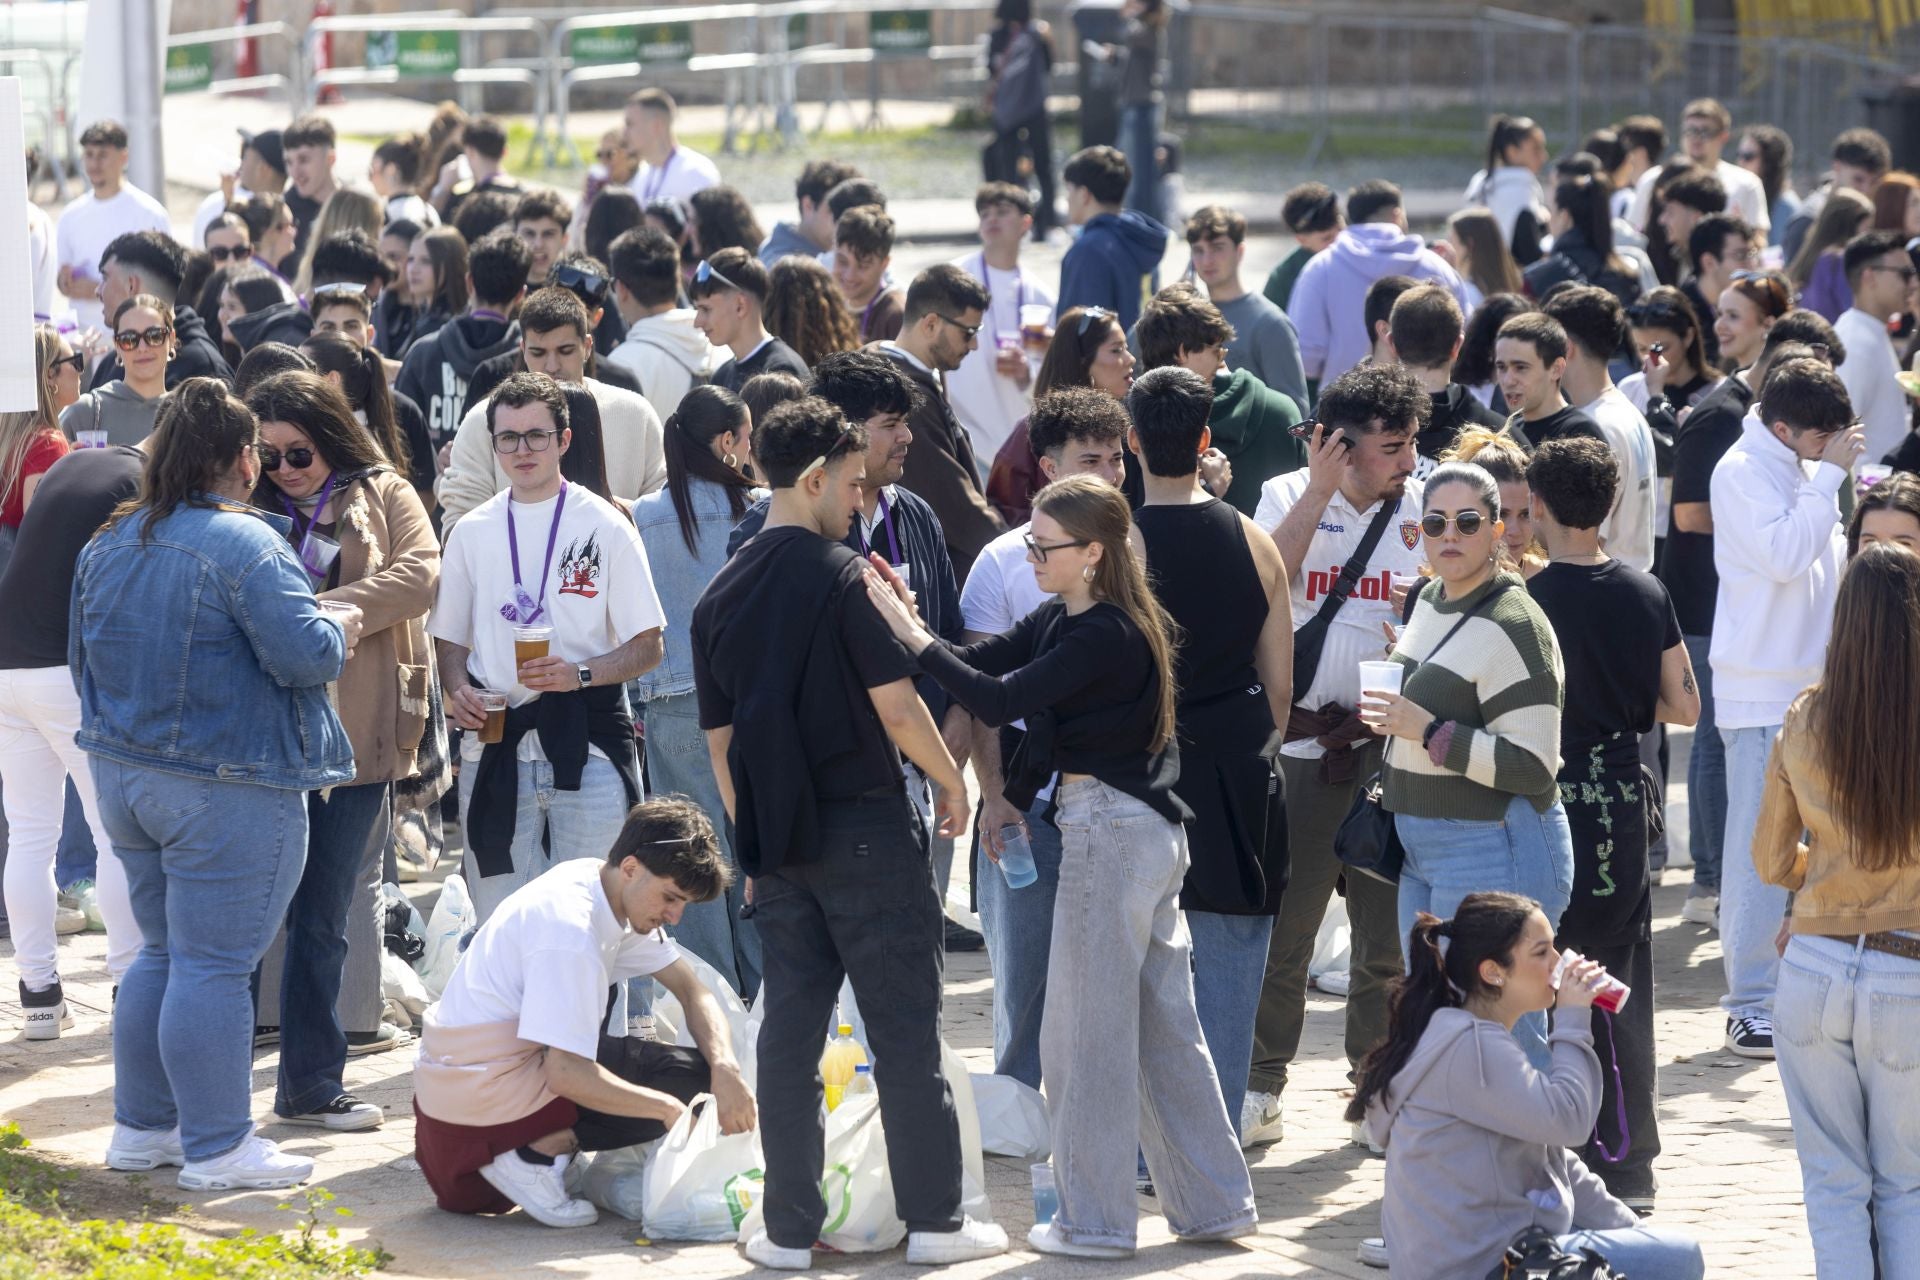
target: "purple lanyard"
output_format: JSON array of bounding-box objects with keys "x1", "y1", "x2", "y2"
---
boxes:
[
  {"x1": 860, "y1": 290, "x2": 883, "y2": 339},
  {"x1": 855, "y1": 490, "x2": 902, "y2": 564},
  {"x1": 978, "y1": 255, "x2": 1025, "y2": 319},
  {"x1": 1588, "y1": 1008, "x2": 1632, "y2": 1163},
  {"x1": 507, "y1": 482, "x2": 568, "y2": 624},
  {"x1": 642, "y1": 148, "x2": 678, "y2": 203},
  {"x1": 470, "y1": 308, "x2": 510, "y2": 323},
  {"x1": 280, "y1": 473, "x2": 337, "y2": 570}
]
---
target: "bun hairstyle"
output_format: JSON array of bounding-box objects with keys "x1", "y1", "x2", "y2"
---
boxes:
[{"x1": 112, "y1": 378, "x2": 258, "y2": 541}]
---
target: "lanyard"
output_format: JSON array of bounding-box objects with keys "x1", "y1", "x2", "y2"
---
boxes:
[
  {"x1": 642, "y1": 148, "x2": 678, "y2": 203},
  {"x1": 977, "y1": 255, "x2": 1026, "y2": 321},
  {"x1": 860, "y1": 290, "x2": 884, "y2": 339},
  {"x1": 855, "y1": 490, "x2": 902, "y2": 564},
  {"x1": 470, "y1": 308, "x2": 510, "y2": 323},
  {"x1": 280, "y1": 473, "x2": 337, "y2": 570},
  {"x1": 506, "y1": 481, "x2": 568, "y2": 624}
]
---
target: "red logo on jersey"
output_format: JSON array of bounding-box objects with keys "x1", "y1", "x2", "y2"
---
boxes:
[
  {"x1": 1305, "y1": 566, "x2": 1395, "y2": 603},
  {"x1": 558, "y1": 534, "x2": 603, "y2": 597},
  {"x1": 1400, "y1": 520, "x2": 1419, "y2": 549}
]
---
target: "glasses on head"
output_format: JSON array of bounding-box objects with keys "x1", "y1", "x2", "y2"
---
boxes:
[
  {"x1": 492, "y1": 428, "x2": 560, "y2": 455},
  {"x1": 207, "y1": 244, "x2": 251, "y2": 263},
  {"x1": 1075, "y1": 306, "x2": 1115, "y2": 338},
  {"x1": 312, "y1": 282, "x2": 367, "y2": 300},
  {"x1": 1626, "y1": 303, "x2": 1688, "y2": 330},
  {"x1": 113, "y1": 326, "x2": 170, "y2": 352},
  {"x1": 1420, "y1": 510, "x2": 1487, "y2": 538},
  {"x1": 933, "y1": 313, "x2": 982, "y2": 340},
  {"x1": 1023, "y1": 532, "x2": 1092, "y2": 563},
  {"x1": 552, "y1": 263, "x2": 611, "y2": 306},
  {"x1": 47, "y1": 351, "x2": 85, "y2": 375},
  {"x1": 256, "y1": 444, "x2": 317, "y2": 471},
  {"x1": 694, "y1": 258, "x2": 741, "y2": 292},
  {"x1": 1803, "y1": 341, "x2": 1832, "y2": 365},
  {"x1": 796, "y1": 423, "x2": 860, "y2": 482}
]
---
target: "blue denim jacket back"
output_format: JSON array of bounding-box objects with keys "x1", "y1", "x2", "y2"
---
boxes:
[
  {"x1": 631, "y1": 478, "x2": 760, "y2": 701},
  {"x1": 70, "y1": 498, "x2": 354, "y2": 789}
]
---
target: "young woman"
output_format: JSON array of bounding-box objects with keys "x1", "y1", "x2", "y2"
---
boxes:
[
  {"x1": 1444, "y1": 428, "x2": 1543, "y2": 576},
  {"x1": 630, "y1": 385, "x2": 762, "y2": 998},
  {"x1": 237, "y1": 192, "x2": 298, "y2": 279},
  {"x1": 246, "y1": 370, "x2": 438, "y2": 1117},
  {"x1": 1714, "y1": 270, "x2": 1792, "y2": 372},
  {"x1": 865, "y1": 473, "x2": 1254, "y2": 1257},
  {"x1": 1870, "y1": 170, "x2": 1920, "y2": 237},
  {"x1": 986, "y1": 306, "x2": 1136, "y2": 522},
  {"x1": 983, "y1": 0, "x2": 1056, "y2": 236},
  {"x1": 1453, "y1": 291, "x2": 1530, "y2": 411},
  {"x1": 764, "y1": 256, "x2": 860, "y2": 370},
  {"x1": 1523, "y1": 173, "x2": 1642, "y2": 309},
  {"x1": 403, "y1": 226, "x2": 471, "y2": 352},
  {"x1": 1620, "y1": 289, "x2": 1720, "y2": 509},
  {"x1": 75, "y1": 378, "x2": 356, "y2": 1189},
  {"x1": 1737, "y1": 125, "x2": 1800, "y2": 247},
  {"x1": 1448, "y1": 209, "x2": 1526, "y2": 312},
  {"x1": 291, "y1": 188, "x2": 384, "y2": 298},
  {"x1": 1362, "y1": 461, "x2": 1573, "y2": 1065},
  {"x1": 371, "y1": 217, "x2": 423, "y2": 361},
  {"x1": 1349, "y1": 892, "x2": 1705, "y2": 1280},
  {"x1": 0, "y1": 326, "x2": 78, "y2": 561},
  {"x1": 1754, "y1": 544, "x2": 1920, "y2": 1277},
  {"x1": 300, "y1": 331, "x2": 432, "y2": 500},
  {"x1": 1847, "y1": 472, "x2": 1920, "y2": 555},
  {"x1": 1464, "y1": 115, "x2": 1550, "y2": 264},
  {"x1": 583, "y1": 188, "x2": 642, "y2": 267},
  {"x1": 60, "y1": 296, "x2": 173, "y2": 448},
  {"x1": 1787, "y1": 187, "x2": 1873, "y2": 322},
  {"x1": 369, "y1": 135, "x2": 437, "y2": 230}
]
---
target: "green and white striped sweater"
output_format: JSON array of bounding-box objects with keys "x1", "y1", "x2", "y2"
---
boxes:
[{"x1": 1381, "y1": 572, "x2": 1565, "y2": 820}]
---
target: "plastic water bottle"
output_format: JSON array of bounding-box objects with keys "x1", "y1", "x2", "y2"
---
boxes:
[
  {"x1": 997, "y1": 825, "x2": 1038, "y2": 889},
  {"x1": 1031, "y1": 1162, "x2": 1058, "y2": 1225},
  {"x1": 849, "y1": 1063, "x2": 874, "y2": 1097}
]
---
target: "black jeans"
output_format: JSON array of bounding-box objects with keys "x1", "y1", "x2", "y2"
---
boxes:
[
  {"x1": 984, "y1": 110, "x2": 1057, "y2": 232},
  {"x1": 751, "y1": 791, "x2": 961, "y2": 1247},
  {"x1": 573, "y1": 1033, "x2": 713, "y2": 1152},
  {"x1": 1560, "y1": 934, "x2": 1660, "y2": 1197}
]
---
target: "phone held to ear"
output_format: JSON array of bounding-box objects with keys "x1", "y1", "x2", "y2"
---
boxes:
[{"x1": 1290, "y1": 421, "x2": 1355, "y2": 450}]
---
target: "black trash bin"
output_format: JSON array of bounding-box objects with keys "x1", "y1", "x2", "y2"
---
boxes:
[
  {"x1": 1862, "y1": 77, "x2": 1920, "y2": 173},
  {"x1": 1072, "y1": 0, "x2": 1126, "y2": 149}
]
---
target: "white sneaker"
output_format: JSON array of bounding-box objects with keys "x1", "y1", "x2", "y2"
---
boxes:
[
  {"x1": 1239, "y1": 1090, "x2": 1284, "y2": 1148},
  {"x1": 1027, "y1": 1222, "x2": 1132, "y2": 1259},
  {"x1": 177, "y1": 1134, "x2": 314, "y2": 1191},
  {"x1": 1680, "y1": 890, "x2": 1719, "y2": 927},
  {"x1": 22, "y1": 998, "x2": 72, "y2": 1041},
  {"x1": 743, "y1": 1230, "x2": 812, "y2": 1269},
  {"x1": 1312, "y1": 968, "x2": 1352, "y2": 997},
  {"x1": 907, "y1": 1215, "x2": 1009, "y2": 1264},
  {"x1": 105, "y1": 1124, "x2": 185, "y2": 1171},
  {"x1": 628, "y1": 1014, "x2": 657, "y2": 1041},
  {"x1": 1357, "y1": 1235, "x2": 1389, "y2": 1268},
  {"x1": 1350, "y1": 1119, "x2": 1384, "y2": 1156},
  {"x1": 477, "y1": 1149, "x2": 597, "y2": 1227},
  {"x1": 54, "y1": 903, "x2": 87, "y2": 936}
]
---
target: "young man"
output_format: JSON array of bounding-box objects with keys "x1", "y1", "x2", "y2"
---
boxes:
[
  {"x1": 1246, "y1": 363, "x2": 1426, "y2": 1149},
  {"x1": 439, "y1": 287, "x2": 667, "y2": 533},
  {"x1": 1781, "y1": 127, "x2": 1892, "y2": 262},
  {"x1": 54, "y1": 119, "x2": 170, "y2": 336},
  {"x1": 513, "y1": 189, "x2": 573, "y2": 289},
  {"x1": 759, "y1": 159, "x2": 859, "y2": 265},
  {"x1": 1494, "y1": 313, "x2": 1607, "y2": 451},
  {"x1": 1186, "y1": 204, "x2": 1308, "y2": 409},
  {"x1": 624, "y1": 89, "x2": 720, "y2": 206},
  {"x1": 190, "y1": 127, "x2": 287, "y2": 254},
  {"x1": 958, "y1": 387, "x2": 1128, "y2": 1089},
  {"x1": 85, "y1": 231, "x2": 232, "y2": 390},
  {"x1": 412, "y1": 797, "x2": 754, "y2": 1227},
  {"x1": 1628, "y1": 98, "x2": 1769, "y2": 236},
  {"x1": 1655, "y1": 169, "x2": 1728, "y2": 279},
  {"x1": 834, "y1": 205, "x2": 905, "y2": 344},
  {"x1": 397, "y1": 232, "x2": 533, "y2": 455},
  {"x1": 1681, "y1": 211, "x2": 1755, "y2": 365},
  {"x1": 1710, "y1": 356, "x2": 1860, "y2": 1060},
  {"x1": 461, "y1": 251, "x2": 643, "y2": 405},
  {"x1": 1264, "y1": 182, "x2": 1342, "y2": 314},
  {"x1": 945, "y1": 182, "x2": 1056, "y2": 469},
  {"x1": 1385, "y1": 282, "x2": 1504, "y2": 475},
  {"x1": 445, "y1": 117, "x2": 525, "y2": 225},
  {"x1": 281, "y1": 114, "x2": 340, "y2": 277},
  {"x1": 1612, "y1": 116, "x2": 1666, "y2": 222},
  {"x1": 1834, "y1": 229, "x2": 1915, "y2": 462},
  {"x1": 1135, "y1": 282, "x2": 1304, "y2": 516},
  {"x1": 1291, "y1": 180, "x2": 1468, "y2": 387},
  {"x1": 1541, "y1": 286, "x2": 1659, "y2": 571},
  {"x1": 605, "y1": 225, "x2": 721, "y2": 423},
  {"x1": 431, "y1": 373, "x2": 665, "y2": 924},
  {"x1": 309, "y1": 282, "x2": 437, "y2": 499},
  {"x1": 691, "y1": 397, "x2": 1005, "y2": 1270},
  {"x1": 877, "y1": 265, "x2": 1005, "y2": 580},
  {"x1": 307, "y1": 229, "x2": 391, "y2": 301},
  {"x1": 690, "y1": 247, "x2": 809, "y2": 392},
  {"x1": 1056, "y1": 145, "x2": 1168, "y2": 336},
  {"x1": 1362, "y1": 275, "x2": 1418, "y2": 367}
]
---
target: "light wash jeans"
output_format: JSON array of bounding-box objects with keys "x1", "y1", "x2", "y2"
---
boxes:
[
  {"x1": 93, "y1": 757, "x2": 307, "y2": 1163},
  {"x1": 976, "y1": 795, "x2": 1061, "y2": 1089},
  {"x1": 641, "y1": 692, "x2": 760, "y2": 999},
  {"x1": 1717, "y1": 724, "x2": 1787, "y2": 1020},
  {"x1": 0, "y1": 665, "x2": 139, "y2": 988},
  {"x1": 1042, "y1": 778, "x2": 1254, "y2": 1250},
  {"x1": 1681, "y1": 635, "x2": 1725, "y2": 892},
  {"x1": 1117, "y1": 101, "x2": 1163, "y2": 224},
  {"x1": 1774, "y1": 933, "x2": 1920, "y2": 1278},
  {"x1": 1395, "y1": 793, "x2": 1575, "y2": 1067},
  {"x1": 1186, "y1": 909, "x2": 1272, "y2": 1140},
  {"x1": 1557, "y1": 1226, "x2": 1704, "y2": 1280}
]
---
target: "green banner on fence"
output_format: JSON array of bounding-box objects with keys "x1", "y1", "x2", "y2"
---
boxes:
[
  {"x1": 635, "y1": 21, "x2": 696, "y2": 62},
  {"x1": 571, "y1": 25, "x2": 639, "y2": 64},
  {"x1": 868, "y1": 9, "x2": 932, "y2": 53},
  {"x1": 163, "y1": 43, "x2": 213, "y2": 94},
  {"x1": 366, "y1": 30, "x2": 462, "y2": 77}
]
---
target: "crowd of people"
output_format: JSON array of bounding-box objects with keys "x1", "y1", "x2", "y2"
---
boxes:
[{"x1": 9, "y1": 60, "x2": 1920, "y2": 1278}]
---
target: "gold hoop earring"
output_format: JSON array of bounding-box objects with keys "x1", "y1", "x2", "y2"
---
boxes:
[{"x1": 1081, "y1": 564, "x2": 1095, "y2": 583}]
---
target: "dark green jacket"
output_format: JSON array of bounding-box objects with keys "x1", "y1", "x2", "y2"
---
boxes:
[{"x1": 1211, "y1": 368, "x2": 1306, "y2": 516}]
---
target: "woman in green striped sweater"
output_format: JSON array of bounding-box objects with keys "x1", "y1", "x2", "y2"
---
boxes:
[{"x1": 1360, "y1": 460, "x2": 1574, "y2": 1066}]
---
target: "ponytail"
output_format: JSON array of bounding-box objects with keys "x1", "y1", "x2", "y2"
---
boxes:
[
  {"x1": 663, "y1": 385, "x2": 755, "y2": 554},
  {"x1": 300, "y1": 332, "x2": 409, "y2": 474},
  {"x1": 1486, "y1": 114, "x2": 1540, "y2": 177}
]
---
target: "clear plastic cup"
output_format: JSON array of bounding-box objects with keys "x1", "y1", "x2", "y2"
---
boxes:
[
  {"x1": 997, "y1": 824, "x2": 1037, "y2": 889},
  {"x1": 1031, "y1": 1162, "x2": 1058, "y2": 1225},
  {"x1": 513, "y1": 623, "x2": 554, "y2": 667},
  {"x1": 1358, "y1": 660, "x2": 1403, "y2": 707}
]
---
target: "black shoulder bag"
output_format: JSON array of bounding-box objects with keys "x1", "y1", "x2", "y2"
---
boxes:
[
  {"x1": 1484, "y1": 1226, "x2": 1621, "y2": 1279},
  {"x1": 1291, "y1": 495, "x2": 1400, "y2": 695}
]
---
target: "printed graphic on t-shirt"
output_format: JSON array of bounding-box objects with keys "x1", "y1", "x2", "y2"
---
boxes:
[{"x1": 558, "y1": 534, "x2": 603, "y2": 598}]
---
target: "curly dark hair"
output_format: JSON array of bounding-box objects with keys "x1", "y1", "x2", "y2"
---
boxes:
[
  {"x1": 1027, "y1": 385, "x2": 1129, "y2": 458},
  {"x1": 1316, "y1": 361, "x2": 1430, "y2": 436},
  {"x1": 1526, "y1": 436, "x2": 1617, "y2": 530}
]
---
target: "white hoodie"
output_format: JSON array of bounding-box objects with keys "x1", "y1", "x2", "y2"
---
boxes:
[
  {"x1": 604, "y1": 310, "x2": 723, "y2": 425},
  {"x1": 1464, "y1": 165, "x2": 1548, "y2": 251},
  {"x1": 1708, "y1": 412, "x2": 1847, "y2": 727}
]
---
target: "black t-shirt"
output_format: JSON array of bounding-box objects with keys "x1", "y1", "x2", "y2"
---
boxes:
[
  {"x1": 282, "y1": 188, "x2": 323, "y2": 277},
  {"x1": 0, "y1": 447, "x2": 145, "y2": 669},
  {"x1": 1658, "y1": 374, "x2": 1752, "y2": 636},
  {"x1": 392, "y1": 391, "x2": 436, "y2": 495},
  {"x1": 1681, "y1": 281, "x2": 1721, "y2": 366},
  {"x1": 1508, "y1": 403, "x2": 1605, "y2": 452},
  {"x1": 713, "y1": 338, "x2": 810, "y2": 393},
  {"x1": 1527, "y1": 560, "x2": 1682, "y2": 747}
]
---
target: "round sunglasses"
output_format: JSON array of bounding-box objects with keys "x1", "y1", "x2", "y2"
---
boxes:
[{"x1": 1420, "y1": 511, "x2": 1487, "y2": 538}]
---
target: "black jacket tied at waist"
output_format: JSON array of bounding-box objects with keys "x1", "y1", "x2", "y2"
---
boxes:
[{"x1": 466, "y1": 683, "x2": 640, "y2": 878}]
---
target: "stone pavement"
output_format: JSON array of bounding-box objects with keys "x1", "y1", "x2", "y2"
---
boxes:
[{"x1": 0, "y1": 727, "x2": 1816, "y2": 1277}]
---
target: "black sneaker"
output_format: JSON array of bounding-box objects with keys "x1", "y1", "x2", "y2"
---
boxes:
[
  {"x1": 280, "y1": 1093, "x2": 383, "y2": 1132},
  {"x1": 253, "y1": 1025, "x2": 281, "y2": 1048},
  {"x1": 1725, "y1": 1014, "x2": 1775, "y2": 1059},
  {"x1": 943, "y1": 919, "x2": 985, "y2": 953}
]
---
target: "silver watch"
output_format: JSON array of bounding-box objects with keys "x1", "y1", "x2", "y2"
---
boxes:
[{"x1": 576, "y1": 663, "x2": 593, "y2": 688}]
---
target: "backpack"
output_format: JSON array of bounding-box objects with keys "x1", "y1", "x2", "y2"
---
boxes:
[{"x1": 1486, "y1": 1227, "x2": 1623, "y2": 1280}]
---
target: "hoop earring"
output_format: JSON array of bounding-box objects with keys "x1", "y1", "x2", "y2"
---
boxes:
[
  {"x1": 1081, "y1": 564, "x2": 1095, "y2": 583},
  {"x1": 723, "y1": 452, "x2": 738, "y2": 469}
]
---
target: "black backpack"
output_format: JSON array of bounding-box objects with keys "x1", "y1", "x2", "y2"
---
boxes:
[{"x1": 1486, "y1": 1227, "x2": 1623, "y2": 1280}]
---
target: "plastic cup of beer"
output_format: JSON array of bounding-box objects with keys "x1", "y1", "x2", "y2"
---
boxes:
[
  {"x1": 1020, "y1": 303, "x2": 1053, "y2": 353},
  {"x1": 476, "y1": 690, "x2": 508, "y2": 745},
  {"x1": 1358, "y1": 660, "x2": 1403, "y2": 710},
  {"x1": 513, "y1": 624, "x2": 554, "y2": 668}
]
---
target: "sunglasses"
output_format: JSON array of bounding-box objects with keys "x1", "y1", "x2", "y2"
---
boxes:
[
  {"x1": 207, "y1": 244, "x2": 252, "y2": 263},
  {"x1": 1626, "y1": 303, "x2": 1690, "y2": 329},
  {"x1": 256, "y1": 445, "x2": 316, "y2": 471},
  {"x1": 552, "y1": 263, "x2": 611, "y2": 306},
  {"x1": 1420, "y1": 510, "x2": 1487, "y2": 538},
  {"x1": 47, "y1": 351, "x2": 85, "y2": 375},
  {"x1": 934, "y1": 313, "x2": 982, "y2": 340},
  {"x1": 796, "y1": 423, "x2": 860, "y2": 482},
  {"x1": 1075, "y1": 306, "x2": 1115, "y2": 337},
  {"x1": 492, "y1": 428, "x2": 560, "y2": 455},
  {"x1": 694, "y1": 258, "x2": 741, "y2": 292},
  {"x1": 312, "y1": 281, "x2": 367, "y2": 299},
  {"x1": 113, "y1": 326, "x2": 171, "y2": 351},
  {"x1": 1023, "y1": 532, "x2": 1091, "y2": 563}
]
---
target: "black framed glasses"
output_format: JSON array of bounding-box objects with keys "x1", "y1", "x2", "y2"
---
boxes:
[
  {"x1": 207, "y1": 243, "x2": 251, "y2": 263},
  {"x1": 113, "y1": 326, "x2": 171, "y2": 352},
  {"x1": 694, "y1": 258, "x2": 741, "y2": 292},
  {"x1": 933, "y1": 313, "x2": 982, "y2": 340},
  {"x1": 47, "y1": 351, "x2": 85, "y2": 375},
  {"x1": 1023, "y1": 532, "x2": 1091, "y2": 563},
  {"x1": 552, "y1": 263, "x2": 611, "y2": 307},
  {"x1": 492, "y1": 428, "x2": 560, "y2": 455},
  {"x1": 797, "y1": 423, "x2": 860, "y2": 482},
  {"x1": 1420, "y1": 511, "x2": 1487, "y2": 538},
  {"x1": 256, "y1": 445, "x2": 317, "y2": 471},
  {"x1": 1075, "y1": 305, "x2": 1115, "y2": 338}
]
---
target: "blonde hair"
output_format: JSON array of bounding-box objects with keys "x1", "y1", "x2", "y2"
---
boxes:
[
  {"x1": 0, "y1": 325, "x2": 66, "y2": 518},
  {"x1": 291, "y1": 187, "x2": 383, "y2": 296},
  {"x1": 1032, "y1": 474, "x2": 1181, "y2": 751}
]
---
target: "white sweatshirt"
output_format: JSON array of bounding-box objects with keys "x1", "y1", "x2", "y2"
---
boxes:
[
  {"x1": 1707, "y1": 413, "x2": 1847, "y2": 728},
  {"x1": 1834, "y1": 307, "x2": 1908, "y2": 463}
]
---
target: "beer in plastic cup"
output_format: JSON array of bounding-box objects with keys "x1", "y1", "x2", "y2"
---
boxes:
[
  {"x1": 476, "y1": 691, "x2": 508, "y2": 745},
  {"x1": 513, "y1": 623, "x2": 553, "y2": 667},
  {"x1": 1358, "y1": 660, "x2": 1403, "y2": 708},
  {"x1": 1020, "y1": 304, "x2": 1053, "y2": 353},
  {"x1": 77, "y1": 429, "x2": 108, "y2": 449}
]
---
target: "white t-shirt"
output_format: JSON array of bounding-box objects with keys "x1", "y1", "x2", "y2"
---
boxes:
[
  {"x1": 945, "y1": 254, "x2": 1055, "y2": 472},
  {"x1": 1629, "y1": 159, "x2": 1769, "y2": 236},
  {"x1": 190, "y1": 184, "x2": 252, "y2": 253},
  {"x1": 1582, "y1": 386, "x2": 1659, "y2": 572},
  {"x1": 1835, "y1": 307, "x2": 1908, "y2": 462},
  {"x1": 1255, "y1": 473, "x2": 1428, "y2": 759},
  {"x1": 28, "y1": 202, "x2": 62, "y2": 323},
  {"x1": 960, "y1": 520, "x2": 1052, "y2": 636},
  {"x1": 629, "y1": 146, "x2": 720, "y2": 208},
  {"x1": 435, "y1": 857, "x2": 680, "y2": 1059},
  {"x1": 54, "y1": 184, "x2": 173, "y2": 335}
]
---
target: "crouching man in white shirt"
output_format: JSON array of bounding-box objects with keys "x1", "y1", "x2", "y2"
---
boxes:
[{"x1": 412, "y1": 797, "x2": 755, "y2": 1227}]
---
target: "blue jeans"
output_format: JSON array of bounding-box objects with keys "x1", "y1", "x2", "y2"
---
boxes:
[
  {"x1": 1186, "y1": 910, "x2": 1271, "y2": 1140},
  {"x1": 1117, "y1": 101, "x2": 1163, "y2": 225},
  {"x1": 1681, "y1": 635, "x2": 1725, "y2": 892},
  {"x1": 1395, "y1": 794, "x2": 1575, "y2": 1067},
  {"x1": 1774, "y1": 933, "x2": 1920, "y2": 1278},
  {"x1": 1557, "y1": 1226, "x2": 1704, "y2": 1280},
  {"x1": 1718, "y1": 724, "x2": 1787, "y2": 1020},
  {"x1": 93, "y1": 757, "x2": 307, "y2": 1162},
  {"x1": 976, "y1": 796, "x2": 1062, "y2": 1089},
  {"x1": 641, "y1": 692, "x2": 760, "y2": 999},
  {"x1": 55, "y1": 779, "x2": 97, "y2": 888}
]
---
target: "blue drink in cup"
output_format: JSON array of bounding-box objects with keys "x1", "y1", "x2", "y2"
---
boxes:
[
  {"x1": 1031, "y1": 1162, "x2": 1058, "y2": 1225},
  {"x1": 997, "y1": 824, "x2": 1037, "y2": 889}
]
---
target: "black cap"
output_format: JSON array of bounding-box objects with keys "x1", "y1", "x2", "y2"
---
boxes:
[{"x1": 240, "y1": 128, "x2": 286, "y2": 177}]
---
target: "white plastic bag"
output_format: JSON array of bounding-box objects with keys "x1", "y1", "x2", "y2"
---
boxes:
[
  {"x1": 580, "y1": 1140, "x2": 660, "y2": 1221},
  {"x1": 380, "y1": 950, "x2": 430, "y2": 1022},
  {"x1": 416, "y1": 873, "x2": 473, "y2": 999},
  {"x1": 640, "y1": 1092, "x2": 765, "y2": 1241},
  {"x1": 731, "y1": 1092, "x2": 905, "y2": 1253},
  {"x1": 943, "y1": 1043, "x2": 992, "y2": 1223},
  {"x1": 651, "y1": 952, "x2": 752, "y2": 1052},
  {"x1": 970, "y1": 1072, "x2": 1051, "y2": 1160},
  {"x1": 1308, "y1": 896, "x2": 1352, "y2": 981}
]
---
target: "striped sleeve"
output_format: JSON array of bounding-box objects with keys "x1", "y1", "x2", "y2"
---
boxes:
[{"x1": 1440, "y1": 599, "x2": 1563, "y2": 792}]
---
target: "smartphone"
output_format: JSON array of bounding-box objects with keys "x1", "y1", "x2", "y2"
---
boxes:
[{"x1": 1289, "y1": 421, "x2": 1353, "y2": 450}]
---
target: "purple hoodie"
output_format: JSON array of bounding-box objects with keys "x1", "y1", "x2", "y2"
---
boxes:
[{"x1": 1292, "y1": 223, "x2": 1470, "y2": 384}]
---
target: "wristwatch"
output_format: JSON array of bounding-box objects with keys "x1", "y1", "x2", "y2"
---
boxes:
[{"x1": 576, "y1": 663, "x2": 593, "y2": 689}]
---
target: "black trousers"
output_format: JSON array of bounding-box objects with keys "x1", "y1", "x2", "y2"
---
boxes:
[
  {"x1": 751, "y1": 792, "x2": 962, "y2": 1247},
  {"x1": 571, "y1": 1033, "x2": 712, "y2": 1152},
  {"x1": 984, "y1": 110, "x2": 1057, "y2": 231},
  {"x1": 1557, "y1": 934, "x2": 1660, "y2": 1197}
]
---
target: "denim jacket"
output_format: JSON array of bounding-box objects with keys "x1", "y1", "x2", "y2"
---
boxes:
[
  {"x1": 631, "y1": 477, "x2": 762, "y2": 701},
  {"x1": 70, "y1": 496, "x2": 353, "y2": 789}
]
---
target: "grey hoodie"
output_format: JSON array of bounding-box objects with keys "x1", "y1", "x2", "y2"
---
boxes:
[
  {"x1": 1364, "y1": 1009, "x2": 1637, "y2": 1279},
  {"x1": 59, "y1": 381, "x2": 164, "y2": 449}
]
